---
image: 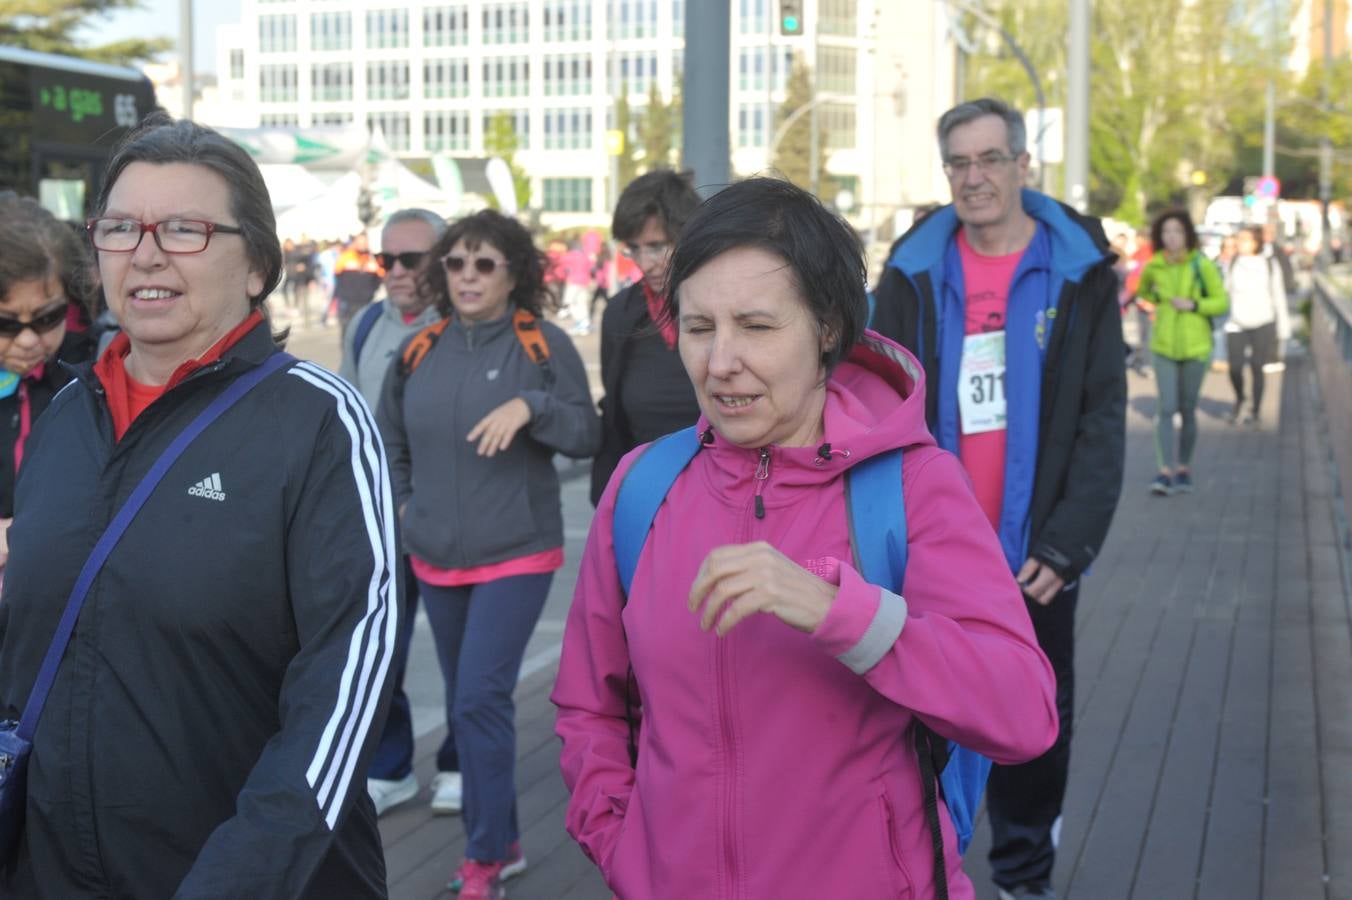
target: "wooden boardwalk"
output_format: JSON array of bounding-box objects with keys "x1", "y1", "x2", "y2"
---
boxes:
[{"x1": 382, "y1": 355, "x2": 1352, "y2": 900}]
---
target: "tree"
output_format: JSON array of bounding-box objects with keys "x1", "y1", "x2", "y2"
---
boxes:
[
  {"x1": 483, "y1": 111, "x2": 532, "y2": 211},
  {"x1": 614, "y1": 93, "x2": 640, "y2": 188},
  {"x1": 771, "y1": 54, "x2": 829, "y2": 195},
  {"x1": 638, "y1": 82, "x2": 677, "y2": 171},
  {"x1": 0, "y1": 0, "x2": 172, "y2": 66}
]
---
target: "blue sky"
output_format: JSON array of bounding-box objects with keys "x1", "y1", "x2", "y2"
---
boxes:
[{"x1": 83, "y1": 0, "x2": 241, "y2": 74}]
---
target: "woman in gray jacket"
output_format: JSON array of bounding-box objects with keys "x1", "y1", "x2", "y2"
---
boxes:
[
  {"x1": 1222, "y1": 225, "x2": 1291, "y2": 426},
  {"x1": 377, "y1": 210, "x2": 600, "y2": 900}
]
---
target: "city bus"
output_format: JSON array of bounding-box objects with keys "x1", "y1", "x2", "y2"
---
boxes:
[{"x1": 0, "y1": 45, "x2": 158, "y2": 220}]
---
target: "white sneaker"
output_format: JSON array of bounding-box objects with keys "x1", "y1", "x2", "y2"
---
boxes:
[
  {"x1": 367, "y1": 773, "x2": 419, "y2": 816},
  {"x1": 430, "y1": 770, "x2": 463, "y2": 814}
]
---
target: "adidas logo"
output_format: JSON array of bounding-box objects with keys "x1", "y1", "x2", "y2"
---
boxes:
[{"x1": 188, "y1": 473, "x2": 226, "y2": 502}]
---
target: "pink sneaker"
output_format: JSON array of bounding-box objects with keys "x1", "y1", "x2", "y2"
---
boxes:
[
  {"x1": 449, "y1": 843, "x2": 526, "y2": 894},
  {"x1": 454, "y1": 859, "x2": 506, "y2": 900}
]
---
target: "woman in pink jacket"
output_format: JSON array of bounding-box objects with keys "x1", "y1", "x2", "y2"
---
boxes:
[{"x1": 552, "y1": 178, "x2": 1058, "y2": 899}]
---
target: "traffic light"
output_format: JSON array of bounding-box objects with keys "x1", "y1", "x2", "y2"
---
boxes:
[
  {"x1": 779, "y1": 0, "x2": 804, "y2": 35},
  {"x1": 357, "y1": 185, "x2": 378, "y2": 227}
]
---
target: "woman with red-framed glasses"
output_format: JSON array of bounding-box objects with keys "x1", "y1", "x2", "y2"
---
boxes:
[{"x1": 0, "y1": 191, "x2": 99, "y2": 575}]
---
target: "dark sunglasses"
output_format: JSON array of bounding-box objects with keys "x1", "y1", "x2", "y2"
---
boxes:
[
  {"x1": 441, "y1": 255, "x2": 501, "y2": 275},
  {"x1": 376, "y1": 251, "x2": 427, "y2": 270},
  {"x1": 0, "y1": 304, "x2": 67, "y2": 337}
]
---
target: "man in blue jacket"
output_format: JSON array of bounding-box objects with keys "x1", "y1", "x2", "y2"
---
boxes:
[{"x1": 871, "y1": 98, "x2": 1126, "y2": 900}]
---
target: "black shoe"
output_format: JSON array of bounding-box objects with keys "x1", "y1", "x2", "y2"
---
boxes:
[
  {"x1": 1174, "y1": 471, "x2": 1193, "y2": 493},
  {"x1": 1150, "y1": 474, "x2": 1173, "y2": 496}
]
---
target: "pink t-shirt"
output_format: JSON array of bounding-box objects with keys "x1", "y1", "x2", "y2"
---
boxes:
[
  {"x1": 956, "y1": 229, "x2": 1023, "y2": 530},
  {"x1": 411, "y1": 547, "x2": 564, "y2": 588}
]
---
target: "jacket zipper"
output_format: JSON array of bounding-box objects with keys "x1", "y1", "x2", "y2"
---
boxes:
[{"x1": 753, "y1": 448, "x2": 770, "y2": 519}]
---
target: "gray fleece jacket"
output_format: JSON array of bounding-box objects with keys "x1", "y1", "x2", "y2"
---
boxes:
[
  {"x1": 338, "y1": 299, "x2": 443, "y2": 410},
  {"x1": 377, "y1": 306, "x2": 601, "y2": 568}
]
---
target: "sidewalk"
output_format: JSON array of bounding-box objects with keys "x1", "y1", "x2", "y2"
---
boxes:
[{"x1": 380, "y1": 356, "x2": 1352, "y2": 900}]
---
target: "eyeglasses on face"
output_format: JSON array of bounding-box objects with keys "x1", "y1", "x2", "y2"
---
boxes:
[
  {"x1": 941, "y1": 152, "x2": 1020, "y2": 179},
  {"x1": 442, "y1": 255, "x2": 502, "y2": 275},
  {"x1": 620, "y1": 241, "x2": 672, "y2": 262},
  {"x1": 0, "y1": 304, "x2": 67, "y2": 338},
  {"x1": 86, "y1": 218, "x2": 245, "y2": 254},
  {"x1": 377, "y1": 251, "x2": 427, "y2": 271}
]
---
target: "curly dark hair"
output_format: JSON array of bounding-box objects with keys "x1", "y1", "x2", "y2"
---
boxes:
[
  {"x1": 1150, "y1": 208, "x2": 1199, "y2": 253},
  {"x1": 418, "y1": 210, "x2": 552, "y2": 318},
  {"x1": 0, "y1": 191, "x2": 99, "y2": 318}
]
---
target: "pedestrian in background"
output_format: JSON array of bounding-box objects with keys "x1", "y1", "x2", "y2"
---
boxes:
[
  {"x1": 871, "y1": 97, "x2": 1127, "y2": 900},
  {"x1": 0, "y1": 192, "x2": 99, "y2": 578},
  {"x1": 338, "y1": 208, "x2": 460, "y2": 819},
  {"x1": 0, "y1": 114, "x2": 397, "y2": 899},
  {"x1": 1222, "y1": 225, "x2": 1290, "y2": 426},
  {"x1": 334, "y1": 232, "x2": 384, "y2": 334},
  {"x1": 378, "y1": 210, "x2": 600, "y2": 900},
  {"x1": 1135, "y1": 208, "x2": 1228, "y2": 496},
  {"x1": 554, "y1": 176, "x2": 1057, "y2": 900},
  {"x1": 589, "y1": 169, "x2": 703, "y2": 506}
]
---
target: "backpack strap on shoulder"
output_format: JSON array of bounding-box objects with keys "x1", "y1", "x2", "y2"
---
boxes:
[
  {"x1": 845, "y1": 448, "x2": 908, "y2": 592},
  {"x1": 351, "y1": 301, "x2": 384, "y2": 370},
  {"x1": 612, "y1": 426, "x2": 702, "y2": 598},
  {"x1": 512, "y1": 308, "x2": 555, "y2": 386},
  {"x1": 400, "y1": 318, "x2": 451, "y2": 377}
]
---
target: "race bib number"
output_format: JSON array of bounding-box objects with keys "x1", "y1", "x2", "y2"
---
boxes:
[{"x1": 958, "y1": 331, "x2": 1007, "y2": 435}]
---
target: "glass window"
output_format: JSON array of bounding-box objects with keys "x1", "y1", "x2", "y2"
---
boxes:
[
  {"x1": 261, "y1": 113, "x2": 299, "y2": 127},
  {"x1": 819, "y1": 46, "x2": 856, "y2": 94},
  {"x1": 423, "y1": 6, "x2": 469, "y2": 47},
  {"x1": 259, "y1": 64, "x2": 298, "y2": 102},
  {"x1": 610, "y1": 51, "x2": 657, "y2": 96},
  {"x1": 737, "y1": 103, "x2": 766, "y2": 148},
  {"x1": 259, "y1": 15, "x2": 297, "y2": 53},
  {"x1": 229, "y1": 49, "x2": 245, "y2": 80},
  {"x1": 310, "y1": 12, "x2": 352, "y2": 51},
  {"x1": 366, "y1": 61, "x2": 410, "y2": 101},
  {"x1": 544, "y1": 54, "x2": 592, "y2": 96},
  {"x1": 425, "y1": 110, "x2": 471, "y2": 152},
  {"x1": 819, "y1": 0, "x2": 857, "y2": 36},
  {"x1": 737, "y1": 0, "x2": 766, "y2": 35},
  {"x1": 543, "y1": 178, "x2": 593, "y2": 212},
  {"x1": 482, "y1": 110, "x2": 531, "y2": 150},
  {"x1": 423, "y1": 58, "x2": 470, "y2": 99},
  {"x1": 368, "y1": 112, "x2": 411, "y2": 152},
  {"x1": 822, "y1": 102, "x2": 856, "y2": 150},
  {"x1": 543, "y1": 107, "x2": 593, "y2": 150},
  {"x1": 311, "y1": 62, "x2": 353, "y2": 102},
  {"x1": 482, "y1": 57, "x2": 531, "y2": 98},
  {"x1": 543, "y1": 0, "x2": 591, "y2": 41},
  {"x1": 313, "y1": 111, "x2": 354, "y2": 127},
  {"x1": 366, "y1": 9, "x2": 409, "y2": 49},
  {"x1": 483, "y1": 2, "x2": 529, "y2": 44},
  {"x1": 608, "y1": 0, "x2": 658, "y2": 39}
]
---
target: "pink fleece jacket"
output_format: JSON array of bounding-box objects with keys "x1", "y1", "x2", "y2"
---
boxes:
[{"x1": 552, "y1": 333, "x2": 1058, "y2": 899}]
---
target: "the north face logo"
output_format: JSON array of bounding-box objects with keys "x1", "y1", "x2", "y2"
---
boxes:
[{"x1": 188, "y1": 473, "x2": 226, "y2": 501}]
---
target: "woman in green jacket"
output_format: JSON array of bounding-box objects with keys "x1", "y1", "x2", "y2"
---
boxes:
[{"x1": 1135, "y1": 209, "x2": 1228, "y2": 496}]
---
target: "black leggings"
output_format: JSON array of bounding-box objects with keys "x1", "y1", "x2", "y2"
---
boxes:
[{"x1": 1225, "y1": 322, "x2": 1277, "y2": 412}]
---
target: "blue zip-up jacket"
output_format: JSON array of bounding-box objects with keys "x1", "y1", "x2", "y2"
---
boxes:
[{"x1": 870, "y1": 190, "x2": 1126, "y2": 579}]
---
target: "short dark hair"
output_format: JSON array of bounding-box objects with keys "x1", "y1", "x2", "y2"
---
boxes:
[
  {"x1": 96, "y1": 112, "x2": 283, "y2": 307},
  {"x1": 612, "y1": 169, "x2": 702, "y2": 243},
  {"x1": 0, "y1": 191, "x2": 99, "y2": 318},
  {"x1": 1149, "y1": 208, "x2": 1199, "y2": 252},
  {"x1": 419, "y1": 209, "x2": 552, "y2": 318},
  {"x1": 937, "y1": 97, "x2": 1027, "y2": 159},
  {"x1": 664, "y1": 177, "x2": 866, "y2": 375}
]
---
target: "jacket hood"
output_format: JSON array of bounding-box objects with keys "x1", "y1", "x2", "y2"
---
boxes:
[
  {"x1": 889, "y1": 189, "x2": 1110, "y2": 284},
  {"x1": 695, "y1": 330, "x2": 935, "y2": 501}
]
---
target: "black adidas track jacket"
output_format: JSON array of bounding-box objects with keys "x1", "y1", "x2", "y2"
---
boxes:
[{"x1": 0, "y1": 323, "x2": 399, "y2": 899}]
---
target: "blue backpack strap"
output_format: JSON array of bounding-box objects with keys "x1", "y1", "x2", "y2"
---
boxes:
[
  {"x1": 845, "y1": 446, "x2": 991, "y2": 872},
  {"x1": 351, "y1": 301, "x2": 384, "y2": 370},
  {"x1": 612, "y1": 426, "x2": 702, "y2": 597}
]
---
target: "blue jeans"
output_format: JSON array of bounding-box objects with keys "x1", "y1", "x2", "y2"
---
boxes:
[
  {"x1": 368, "y1": 556, "x2": 433, "y2": 780},
  {"x1": 418, "y1": 572, "x2": 552, "y2": 862}
]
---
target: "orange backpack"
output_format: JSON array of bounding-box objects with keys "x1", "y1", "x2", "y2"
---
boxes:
[{"x1": 400, "y1": 308, "x2": 553, "y2": 384}]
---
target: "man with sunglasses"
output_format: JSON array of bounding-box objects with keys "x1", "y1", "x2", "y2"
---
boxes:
[
  {"x1": 870, "y1": 98, "x2": 1126, "y2": 900},
  {"x1": 338, "y1": 207, "x2": 455, "y2": 817}
]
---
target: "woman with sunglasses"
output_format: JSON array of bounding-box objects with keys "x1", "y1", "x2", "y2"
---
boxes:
[
  {"x1": 0, "y1": 116, "x2": 398, "y2": 897},
  {"x1": 589, "y1": 169, "x2": 703, "y2": 505},
  {"x1": 0, "y1": 192, "x2": 99, "y2": 576},
  {"x1": 378, "y1": 209, "x2": 599, "y2": 900}
]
